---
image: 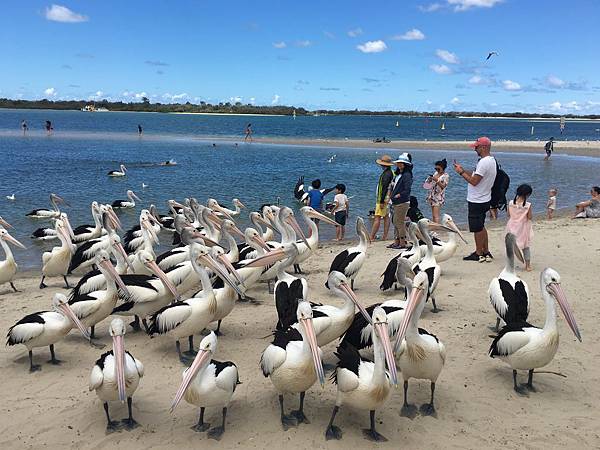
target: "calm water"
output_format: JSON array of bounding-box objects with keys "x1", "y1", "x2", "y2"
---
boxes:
[{"x1": 1, "y1": 109, "x2": 599, "y2": 269}]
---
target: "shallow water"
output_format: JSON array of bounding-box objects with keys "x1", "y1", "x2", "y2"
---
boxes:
[{"x1": 1, "y1": 109, "x2": 599, "y2": 269}]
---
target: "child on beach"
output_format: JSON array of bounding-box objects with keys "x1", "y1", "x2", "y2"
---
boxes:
[
  {"x1": 547, "y1": 188, "x2": 558, "y2": 219},
  {"x1": 305, "y1": 179, "x2": 335, "y2": 230},
  {"x1": 331, "y1": 184, "x2": 349, "y2": 240},
  {"x1": 506, "y1": 184, "x2": 534, "y2": 271}
]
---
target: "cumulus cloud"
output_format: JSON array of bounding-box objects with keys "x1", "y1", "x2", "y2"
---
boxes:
[
  {"x1": 502, "y1": 80, "x2": 521, "y2": 91},
  {"x1": 163, "y1": 93, "x2": 189, "y2": 102},
  {"x1": 295, "y1": 40, "x2": 311, "y2": 47},
  {"x1": 271, "y1": 94, "x2": 280, "y2": 105},
  {"x1": 448, "y1": 0, "x2": 503, "y2": 11},
  {"x1": 89, "y1": 90, "x2": 104, "y2": 100},
  {"x1": 545, "y1": 75, "x2": 565, "y2": 88},
  {"x1": 357, "y1": 40, "x2": 387, "y2": 53},
  {"x1": 451, "y1": 96, "x2": 460, "y2": 104},
  {"x1": 249, "y1": 97, "x2": 256, "y2": 104},
  {"x1": 272, "y1": 41, "x2": 286, "y2": 49},
  {"x1": 347, "y1": 28, "x2": 363, "y2": 37},
  {"x1": 542, "y1": 75, "x2": 588, "y2": 91},
  {"x1": 419, "y1": 3, "x2": 443, "y2": 12},
  {"x1": 44, "y1": 87, "x2": 57, "y2": 97},
  {"x1": 392, "y1": 28, "x2": 425, "y2": 41},
  {"x1": 436, "y1": 49, "x2": 459, "y2": 64},
  {"x1": 45, "y1": 4, "x2": 88, "y2": 23},
  {"x1": 430, "y1": 64, "x2": 452, "y2": 74}
]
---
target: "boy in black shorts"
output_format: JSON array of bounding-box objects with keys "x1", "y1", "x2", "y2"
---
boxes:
[{"x1": 332, "y1": 184, "x2": 349, "y2": 240}]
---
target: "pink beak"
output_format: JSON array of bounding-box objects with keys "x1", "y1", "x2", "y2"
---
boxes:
[
  {"x1": 394, "y1": 287, "x2": 425, "y2": 351},
  {"x1": 58, "y1": 303, "x2": 91, "y2": 340},
  {"x1": 301, "y1": 317, "x2": 325, "y2": 387},
  {"x1": 170, "y1": 349, "x2": 212, "y2": 412},
  {"x1": 146, "y1": 260, "x2": 180, "y2": 301},
  {"x1": 112, "y1": 334, "x2": 127, "y2": 402},
  {"x1": 549, "y1": 282, "x2": 582, "y2": 342},
  {"x1": 3, "y1": 232, "x2": 26, "y2": 249},
  {"x1": 100, "y1": 259, "x2": 131, "y2": 298},
  {"x1": 374, "y1": 321, "x2": 398, "y2": 386}
]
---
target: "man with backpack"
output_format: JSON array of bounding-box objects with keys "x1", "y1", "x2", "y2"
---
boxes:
[{"x1": 453, "y1": 136, "x2": 497, "y2": 263}]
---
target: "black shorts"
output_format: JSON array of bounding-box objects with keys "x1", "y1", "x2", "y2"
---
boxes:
[
  {"x1": 468, "y1": 201, "x2": 490, "y2": 233},
  {"x1": 334, "y1": 211, "x2": 347, "y2": 226}
]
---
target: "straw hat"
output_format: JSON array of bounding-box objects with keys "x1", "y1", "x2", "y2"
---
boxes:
[{"x1": 376, "y1": 154, "x2": 394, "y2": 166}]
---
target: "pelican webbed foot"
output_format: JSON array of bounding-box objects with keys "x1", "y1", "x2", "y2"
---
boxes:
[
  {"x1": 419, "y1": 403, "x2": 437, "y2": 417},
  {"x1": 207, "y1": 426, "x2": 225, "y2": 440},
  {"x1": 29, "y1": 364, "x2": 41, "y2": 373},
  {"x1": 362, "y1": 410, "x2": 387, "y2": 442},
  {"x1": 325, "y1": 425, "x2": 342, "y2": 440},
  {"x1": 121, "y1": 418, "x2": 140, "y2": 431},
  {"x1": 106, "y1": 420, "x2": 122, "y2": 434},
  {"x1": 400, "y1": 403, "x2": 418, "y2": 419},
  {"x1": 290, "y1": 410, "x2": 310, "y2": 424},
  {"x1": 191, "y1": 407, "x2": 210, "y2": 432}
]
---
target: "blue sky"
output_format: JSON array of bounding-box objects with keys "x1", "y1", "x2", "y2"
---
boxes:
[{"x1": 1, "y1": 0, "x2": 599, "y2": 114}]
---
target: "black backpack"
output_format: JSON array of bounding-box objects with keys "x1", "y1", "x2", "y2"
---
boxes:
[{"x1": 490, "y1": 159, "x2": 510, "y2": 210}]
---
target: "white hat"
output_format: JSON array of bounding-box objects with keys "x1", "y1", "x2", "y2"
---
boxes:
[{"x1": 393, "y1": 152, "x2": 412, "y2": 165}]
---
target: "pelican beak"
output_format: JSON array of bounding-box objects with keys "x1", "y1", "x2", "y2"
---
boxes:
[
  {"x1": 100, "y1": 259, "x2": 131, "y2": 298},
  {"x1": 339, "y1": 281, "x2": 372, "y2": 325},
  {"x1": 58, "y1": 302, "x2": 91, "y2": 341},
  {"x1": 214, "y1": 254, "x2": 246, "y2": 290},
  {"x1": 513, "y1": 242, "x2": 525, "y2": 264},
  {"x1": 243, "y1": 247, "x2": 287, "y2": 268},
  {"x1": 112, "y1": 333, "x2": 127, "y2": 402},
  {"x1": 132, "y1": 192, "x2": 141, "y2": 202},
  {"x1": 58, "y1": 225, "x2": 73, "y2": 245},
  {"x1": 2, "y1": 232, "x2": 26, "y2": 249},
  {"x1": 142, "y1": 218, "x2": 159, "y2": 244},
  {"x1": 374, "y1": 321, "x2": 398, "y2": 386},
  {"x1": 308, "y1": 209, "x2": 339, "y2": 227},
  {"x1": 146, "y1": 260, "x2": 180, "y2": 301},
  {"x1": 237, "y1": 200, "x2": 247, "y2": 209},
  {"x1": 170, "y1": 349, "x2": 212, "y2": 412},
  {"x1": 114, "y1": 242, "x2": 135, "y2": 272},
  {"x1": 229, "y1": 224, "x2": 245, "y2": 239},
  {"x1": 55, "y1": 195, "x2": 70, "y2": 207},
  {"x1": 444, "y1": 220, "x2": 467, "y2": 244},
  {"x1": 63, "y1": 216, "x2": 75, "y2": 240},
  {"x1": 394, "y1": 286, "x2": 425, "y2": 352},
  {"x1": 212, "y1": 204, "x2": 235, "y2": 222},
  {"x1": 301, "y1": 316, "x2": 325, "y2": 387},
  {"x1": 0, "y1": 217, "x2": 13, "y2": 229},
  {"x1": 252, "y1": 234, "x2": 272, "y2": 252},
  {"x1": 200, "y1": 236, "x2": 221, "y2": 248},
  {"x1": 285, "y1": 215, "x2": 310, "y2": 248},
  {"x1": 107, "y1": 207, "x2": 122, "y2": 230},
  {"x1": 548, "y1": 282, "x2": 582, "y2": 342},
  {"x1": 256, "y1": 215, "x2": 277, "y2": 232}
]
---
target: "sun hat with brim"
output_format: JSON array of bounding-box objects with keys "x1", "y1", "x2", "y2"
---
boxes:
[
  {"x1": 468, "y1": 136, "x2": 492, "y2": 149},
  {"x1": 376, "y1": 154, "x2": 394, "y2": 166},
  {"x1": 393, "y1": 153, "x2": 412, "y2": 165}
]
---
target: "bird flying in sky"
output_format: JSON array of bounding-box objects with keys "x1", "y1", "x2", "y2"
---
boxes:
[{"x1": 486, "y1": 51, "x2": 499, "y2": 61}]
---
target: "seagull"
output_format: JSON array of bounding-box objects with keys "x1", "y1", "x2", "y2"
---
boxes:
[
  {"x1": 486, "y1": 51, "x2": 499, "y2": 61},
  {"x1": 6, "y1": 194, "x2": 15, "y2": 201},
  {"x1": 142, "y1": 183, "x2": 149, "y2": 189}
]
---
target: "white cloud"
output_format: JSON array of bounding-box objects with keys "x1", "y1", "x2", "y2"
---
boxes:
[
  {"x1": 271, "y1": 94, "x2": 280, "y2": 105},
  {"x1": 323, "y1": 31, "x2": 335, "y2": 39},
  {"x1": 419, "y1": 3, "x2": 443, "y2": 12},
  {"x1": 451, "y1": 97, "x2": 460, "y2": 104},
  {"x1": 469, "y1": 75, "x2": 484, "y2": 85},
  {"x1": 545, "y1": 75, "x2": 565, "y2": 88},
  {"x1": 249, "y1": 97, "x2": 256, "y2": 104},
  {"x1": 89, "y1": 90, "x2": 104, "y2": 100},
  {"x1": 44, "y1": 87, "x2": 57, "y2": 97},
  {"x1": 392, "y1": 28, "x2": 425, "y2": 41},
  {"x1": 426, "y1": 100, "x2": 433, "y2": 105},
  {"x1": 347, "y1": 27, "x2": 363, "y2": 37},
  {"x1": 448, "y1": 0, "x2": 503, "y2": 12},
  {"x1": 357, "y1": 40, "x2": 387, "y2": 53},
  {"x1": 502, "y1": 80, "x2": 521, "y2": 91},
  {"x1": 272, "y1": 41, "x2": 286, "y2": 49},
  {"x1": 45, "y1": 4, "x2": 88, "y2": 23},
  {"x1": 430, "y1": 64, "x2": 451, "y2": 74},
  {"x1": 436, "y1": 49, "x2": 459, "y2": 64},
  {"x1": 295, "y1": 40, "x2": 312, "y2": 47},
  {"x1": 230, "y1": 96, "x2": 242, "y2": 103}
]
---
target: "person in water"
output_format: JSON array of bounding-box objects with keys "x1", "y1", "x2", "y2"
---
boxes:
[
  {"x1": 21, "y1": 120, "x2": 28, "y2": 135},
  {"x1": 544, "y1": 137, "x2": 554, "y2": 160},
  {"x1": 45, "y1": 120, "x2": 53, "y2": 135},
  {"x1": 244, "y1": 123, "x2": 253, "y2": 142},
  {"x1": 138, "y1": 124, "x2": 143, "y2": 136}
]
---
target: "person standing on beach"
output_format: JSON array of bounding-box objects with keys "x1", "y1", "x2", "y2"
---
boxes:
[
  {"x1": 425, "y1": 158, "x2": 449, "y2": 223},
  {"x1": 547, "y1": 188, "x2": 558, "y2": 219},
  {"x1": 544, "y1": 137, "x2": 554, "y2": 160},
  {"x1": 305, "y1": 179, "x2": 335, "y2": 231},
  {"x1": 506, "y1": 184, "x2": 534, "y2": 271},
  {"x1": 244, "y1": 123, "x2": 253, "y2": 142},
  {"x1": 370, "y1": 155, "x2": 394, "y2": 241},
  {"x1": 21, "y1": 120, "x2": 28, "y2": 135},
  {"x1": 332, "y1": 184, "x2": 349, "y2": 240},
  {"x1": 388, "y1": 153, "x2": 413, "y2": 249},
  {"x1": 138, "y1": 124, "x2": 143, "y2": 136},
  {"x1": 453, "y1": 136, "x2": 497, "y2": 262}
]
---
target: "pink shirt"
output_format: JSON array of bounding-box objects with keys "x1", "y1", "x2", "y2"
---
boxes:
[{"x1": 505, "y1": 200, "x2": 533, "y2": 248}]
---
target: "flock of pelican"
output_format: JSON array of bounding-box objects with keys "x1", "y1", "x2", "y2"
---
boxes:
[{"x1": 0, "y1": 186, "x2": 583, "y2": 441}]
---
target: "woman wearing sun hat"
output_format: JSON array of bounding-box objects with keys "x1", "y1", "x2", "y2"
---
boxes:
[
  {"x1": 388, "y1": 152, "x2": 413, "y2": 249},
  {"x1": 370, "y1": 154, "x2": 395, "y2": 240}
]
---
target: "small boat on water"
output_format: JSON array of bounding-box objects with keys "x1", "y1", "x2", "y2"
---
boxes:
[
  {"x1": 81, "y1": 104, "x2": 109, "y2": 112},
  {"x1": 441, "y1": 122, "x2": 446, "y2": 130}
]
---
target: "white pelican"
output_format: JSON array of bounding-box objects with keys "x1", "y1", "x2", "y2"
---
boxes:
[
  {"x1": 40, "y1": 219, "x2": 76, "y2": 289},
  {"x1": 112, "y1": 190, "x2": 140, "y2": 209},
  {"x1": 327, "y1": 217, "x2": 370, "y2": 290},
  {"x1": 127, "y1": 213, "x2": 160, "y2": 274},
  {"x1": 293, "y1": 206, "x2": 338, "y2": 273},
  {"x1": 156, "y1": 227, "x2": 207, "y2": 272},
  {"x1": 379, "y1": 222, "x2": 422, "y2": 291},
  {"x1": 488, "y1": 233, "x2": 530, "y2": 331},
  {"x1": 89, "y1": 318, "x2": 144, "y2": 432},
  {"x1": 207, "y1": 198, "x2": 246, "y2": 218},
  {"x1": 237, "y1": 213, "x2": 276, "y2": 261},
  {"x1": 489, "y1": 268, "x2": 582, "y2": 395},
  {"x1": 148, "y1": 245, "x2": 242, "y2": 363},
  {"x1": 394, "y1": 271, "x2": 446, "y2": 417},
  {"x1": 123, "y1": 210, "x2": 161, "y2": 254},
  {"x1": 0, "y1": 226, "x2": 26, "y2": 292},
  {"x1": 325, "y1": 307, "x2": 398, "y2": 442},
  {"x1": 7, "y1": 293, "x2": 91, "y2": 372},
  {"x1": 68, "y1": 250, "x2": 131, "y2": 338},
  {"x1": 25, "y1": 193, "x2": 68, "y2": 219},
  {"x1": 30, "y1": 212, "x2": 75, "y2": 242},
  {"x1": 260, "y1": 301, "x2": 325, "y2": 430},
  {"x1": 170, "y1": 332, "x2": 239, "y2": 440},
  {"x1": 149, "y1": 204, "x2": 174, "y2": 231},
  {"x1": 108, "y1": 164, "x2": 127, "y2": 177},
  {"x1": 418, "y1": 214, "x2": 466, "y2": 262},
  {"x1": 293, "y1": 176, "x2": 309, "y2": 203},
  {"x1": 71, "y1": 202, "x2": 105, "y2": 243}
]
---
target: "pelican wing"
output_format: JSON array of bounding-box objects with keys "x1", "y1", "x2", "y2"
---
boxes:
[
  {"x1": 275, "y1": 279, "x2": 305, "y2": 330},
  {"x1": 6, "y1": 312, "x2": 49, "y2": 345},
  {"x1": 68, "y1": 293, "x2": 102, "y2": 319},
  {"x1": 260, "y1": 344, "x2": 286, "y2": 377},
  {"x1": 133, "y1": 356, "x2": 145, "y2": 378},
  {"x1": 489, "y1": 322, "x2": 535, "y2": 357},
  {"x1": 89, "y1": 364, "x2": 104, "y2": 391},
  {"x1": 213, "y1": 361, "x2": 239, "y2": 393},
  {"x1": 147, "y1": 301, "x2": 192, "y2": 334},
  {"x1": 332, "y1": 344, "x2": 362, "y2": 392}
]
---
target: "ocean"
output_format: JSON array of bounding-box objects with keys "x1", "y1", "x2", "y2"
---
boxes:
[{"x1": 1, "y1": 108, "x2": 599, "y2": 269}]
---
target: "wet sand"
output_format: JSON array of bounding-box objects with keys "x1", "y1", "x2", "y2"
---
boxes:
[{"x1": 1, "y1": 216, "x2": 599, "y2": 449}]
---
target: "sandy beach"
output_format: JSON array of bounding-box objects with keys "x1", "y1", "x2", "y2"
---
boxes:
[{"x1": 1, "y1": 215, "x2": 598, "y2": 450}]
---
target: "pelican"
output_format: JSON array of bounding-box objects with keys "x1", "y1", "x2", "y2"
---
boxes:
[
  {"x1": 237, "y1": 213, "x2": 276, "y2": 261},
  {"x1": 488, "y1": 233, "x2": 530, "y2": 331},
  {"x1": 108, "y1": 164, "x2": 127, "y2": 177},
  {"x1": 26, "y1": 193, "x2": 68, "y2": 219},
  {"x1": 207, "y1": 198, "x2": 246, "y2": 218},
  {"x1": 150, "y1": 204, "x2": 175, "y2": 231},
  {"x1": 68, "y1": 250, "x2": 131, "y2": 338},
  {"x1": 418, "y1": 214, "x2": 466, "y2": 262},
  {"x1": 89, "y1": 318, "x2": 144, "y2": 432},
  {"x1": 112, "y1": 190, "x2": 140, "y2": 209},
  {"x1": 148, "y1": 245, "x2": 242, "y2": 362},
  {"x1": 260, "y1": 301, "x2": 325, "y2": 430},
  {"x1": 293, "y1": 206, "x2": 338, "y2": 274},
  {"x1": 40, "y1": 219, "x2": 76, "y2": 289},
  {"x1": 380, "y1": 222, "x2": 421, "y2": 291},
  {"x1": 327, "y1": 217, "x2": 370, "y2": 290},
  {"x1": 6, "y1": 194, "x2": 15, "y2": 201},
  {"x1": 325, "y1": 307, "x2": 398, "y2": 442},
  {"x1": 127, "y1": 213, "x2": 161, "y2": 274},
  {"x1": 156, "y1": 227, "x2": 207, "y2": 272},
  {"x1": 0, "y1": 227, "x2": 26, "y2": 292},
  {"x1": 293, "y1": 176, "x2": 309, "y2": 203},
  {"x1": 6, "y1": 293, "x2": 91, "y2": 372},
  {"x1": 30, "y1": 212, "x2": 75, "y2": 242},
  {"x1": 71, "y1": 202, "x2": 105, "y2": 243},
  {"x1": 170, "y1": 332, "x2": 239, "y2": 440},
  {"x1": 394, "y1": 271, "x2": 446, "y2": 417},
  {"x1": 489, "y1": 268, "x2": 582, "y2": 395},
  {"x1": 68, "y1": 211, "x2": 120, "y2": 274}
]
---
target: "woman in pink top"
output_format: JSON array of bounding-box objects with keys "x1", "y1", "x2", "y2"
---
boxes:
[{"x1": 506, "y1": 184, "x2": 533, "y2": 271}]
